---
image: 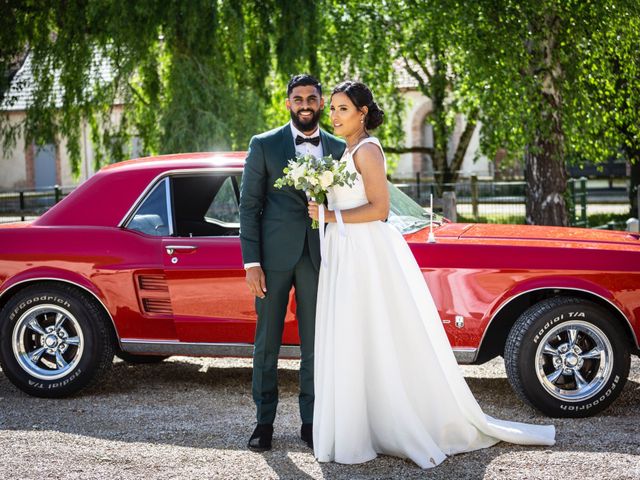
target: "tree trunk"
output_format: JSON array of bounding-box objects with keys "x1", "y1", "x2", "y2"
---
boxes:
[
  {"x1": 524, "y1": 14, "x2": 568, "y2": 226},
  {"x1": 630, "y1": 160, "x2": 639, "y2": 218},
  {"x1": 444, "y1": 112, "x2": 477, "y2": 187},
  {"x1": 432, "y1": 150, "x2": 447, "y2": 196},
  {"x1": 422, "y1": 46, "x2": 450, "y2": 196},
  {"x1": 524, "y1": 137, "x2": 568, "y2": 225},
  {"x1": 431, "y1": 112, "x2": 476, "y2": 195},
  {"x1": 403, "y1": 46, "x2": 475, "y2": 197}
]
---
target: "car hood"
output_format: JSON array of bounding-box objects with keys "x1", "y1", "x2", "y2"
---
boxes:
[{"x1": 459, "y1": 223, "x2": 640, "y2": 248}]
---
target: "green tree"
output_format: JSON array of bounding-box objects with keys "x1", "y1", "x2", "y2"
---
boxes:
[
  {"x1": 0, "y1": 0, "x2": 406, "y2": 176},
  {"x1": 0, "y1": 1, "x2": 283, "y2": 172},
  {"x1": 456, "y1": 0, "x2": 640, "y2": 225},
  {"x1": 574, "y1": 9, "x2": 640, "y2": 218},
  {"x1": 5, "y1": 0, "x2": 638, "y2": 228},
  {"x1": 384, "y1": 1, "x2": 479, "y2": 194},
  {"x1": 315, "y1": 1, "x2": 405, "y2": 167}
]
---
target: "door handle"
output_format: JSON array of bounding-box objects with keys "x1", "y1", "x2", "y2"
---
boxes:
[{"x1": 165, "y1": 245, "x2": 198, "y2": 255}]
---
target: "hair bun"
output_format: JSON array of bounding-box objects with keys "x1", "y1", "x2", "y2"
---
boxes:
[
  {"x1": 331, "y1": 80, "x2": 384, "y2": 130},
  {"x1": 366, "y1": 102, "x2": 384, "y2": 130}
]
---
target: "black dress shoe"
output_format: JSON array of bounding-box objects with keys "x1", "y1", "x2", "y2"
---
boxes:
[
  {"x1": 248, "y1": 424, "x2": 273, "y2": 451},
  {"x1": 301, "y1": 423, "x2": 313, "y2": 449}
]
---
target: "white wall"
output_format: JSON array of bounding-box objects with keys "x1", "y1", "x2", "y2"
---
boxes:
[
  {"x1": 0, "y1": 112, "x2": 28, "y2": 189},
  {"x1": 0, "y1": 105, "x2": 127, "y2": 190},
  {"x1": 393, "y1": 90, "x2": 492, "y2": 180},
  {"x1": 395, "y1": 91, "x2": 432, "y2": 178}
]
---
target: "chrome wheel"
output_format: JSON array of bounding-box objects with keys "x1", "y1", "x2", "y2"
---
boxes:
[
  {"x1": 535, "y1": 320, "x2": 612, "y2": 402},
  {"x1": 12, "y1": 304, "x2": 85, "y2": 381}
]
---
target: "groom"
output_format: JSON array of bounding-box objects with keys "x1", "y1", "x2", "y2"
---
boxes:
[{"x1": 239, "y1": 74, "x2": 346, "y2": 451}]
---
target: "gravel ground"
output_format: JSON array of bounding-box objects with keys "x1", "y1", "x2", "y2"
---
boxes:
[{"x1": 0, "y1": 356, "x2": 638, "y2": 480}]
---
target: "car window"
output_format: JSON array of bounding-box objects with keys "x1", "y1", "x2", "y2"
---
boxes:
[
  {"x1": 171, "y1": 174, "x2": 241, "y2": 237},
  {"x1": 206, "y1": 176, "x2": 240, "y2": 224},
  {"x1": 126, "y1": 178, "x2": 171, "y2": 236}
]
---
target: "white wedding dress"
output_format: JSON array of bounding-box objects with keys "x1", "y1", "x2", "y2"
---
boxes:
[{"x1": 313, "y1": 137, "x2": 555, "y2": 469}]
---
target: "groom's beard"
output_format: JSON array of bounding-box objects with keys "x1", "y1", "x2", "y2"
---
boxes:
[{"x1": 290, "y1": 108, "x2": 322, "y2": 132}]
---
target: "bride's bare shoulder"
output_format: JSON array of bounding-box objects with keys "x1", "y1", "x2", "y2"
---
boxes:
[{"x1": 353, "y1": 142, "x2": 385, "y2": 169}]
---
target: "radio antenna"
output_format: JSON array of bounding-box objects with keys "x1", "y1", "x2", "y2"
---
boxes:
[{"x1": 427, "y1": 193, "x2": 436, "y2": 243}]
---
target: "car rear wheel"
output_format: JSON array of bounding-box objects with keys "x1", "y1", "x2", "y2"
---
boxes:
[
  {"x1": 0, "y1": 283, "x2": 114, "y2": 397},
  {"x1": 504, "y1": 296, "x2": 630, "y2": 417}
]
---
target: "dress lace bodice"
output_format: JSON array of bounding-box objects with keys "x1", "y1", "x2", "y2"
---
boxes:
[{"x1": 327, "y1": 137, "x2": 386, "y2": 211}]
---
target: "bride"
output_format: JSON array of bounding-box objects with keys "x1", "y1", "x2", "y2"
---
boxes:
[{"x1": 307, "y1": 80, "x2": 555, "y2": 469}]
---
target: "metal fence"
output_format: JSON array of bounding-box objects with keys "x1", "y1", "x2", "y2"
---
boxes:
[
  {"x1": 0, "y1": 186, "x2": 74, "y2": 224},
  {"x1": 0, "y1": 178, "x2": 629, "y2": 228},
  {"x1": 394, "y1": 175, "x2": 608, "y2": 227}
]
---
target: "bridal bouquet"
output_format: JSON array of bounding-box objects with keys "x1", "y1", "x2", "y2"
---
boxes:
[{"x1": 274, "y1": 153, "x2": 357, "y2": 228}]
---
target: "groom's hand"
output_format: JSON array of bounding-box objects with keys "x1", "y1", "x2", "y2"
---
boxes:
[{"x1": 246, "y1": 266, "x2": 267, "y2": 298}]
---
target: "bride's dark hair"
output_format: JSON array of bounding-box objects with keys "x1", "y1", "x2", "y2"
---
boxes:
[{"x1": 331, "y1": 81, "x2": 384, "y2": 130}]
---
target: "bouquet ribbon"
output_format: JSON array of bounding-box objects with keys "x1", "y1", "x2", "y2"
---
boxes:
[
  {"x1": 318, "y1": 204, "x2": 326, "y2": 267},
  {"x1": 318, "y1": 205, "x2": 346, "y2": 268}
]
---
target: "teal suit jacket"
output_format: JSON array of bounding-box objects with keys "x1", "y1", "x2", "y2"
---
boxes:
[{"x1": 240, "y1": 124, "x2": 346, "y2": 271}]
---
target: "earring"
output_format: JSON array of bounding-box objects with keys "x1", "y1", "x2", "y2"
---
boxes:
[{"x1": 360, "y1": 118, "x2": 364, "y2": 123}]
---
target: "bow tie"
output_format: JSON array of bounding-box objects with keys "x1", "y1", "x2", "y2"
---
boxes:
[{"x1": 295, "y1": 135, "x2": 320, "y2": 147}]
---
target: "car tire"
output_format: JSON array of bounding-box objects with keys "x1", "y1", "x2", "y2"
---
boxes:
[
  {"x1": 504, "y1": 296, "x2": 630, "y2": 417},
  {"x1": 115, "y1": 349, "x2": 169, "y2": 364},
  {"x1": 0, "y1": 283, "x2": 115, "y2": 398}
]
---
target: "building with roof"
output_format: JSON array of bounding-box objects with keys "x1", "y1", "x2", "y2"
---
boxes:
[
  {"x1": 394, "y1": 65, "x2": 492, "y2": 180},
  {"x1": 0, "y1": 53, "x2": 132, "y2": 191},
  {"x1": 0, "y1": 54, "x2": 491, "y2": 191}
]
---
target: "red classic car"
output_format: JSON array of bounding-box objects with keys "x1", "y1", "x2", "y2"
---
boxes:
[{"x1": 0, "y1": 153, "x2": 638, "y2": 418}]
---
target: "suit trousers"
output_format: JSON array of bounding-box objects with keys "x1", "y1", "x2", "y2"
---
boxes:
[{"x1": 252, "y1": 241, "x2": 319, "y2": 425}]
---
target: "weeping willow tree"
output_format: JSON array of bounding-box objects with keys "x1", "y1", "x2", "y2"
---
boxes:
[
  {"x1": 4, "y1": 1, "x2": 638, "y2": 225},
  {"x1": 1, "y1": 1, "x2": 279, "y2": 172},
  {"x1": 0, "y1": 0, "x2": 404, "y2": 176}
]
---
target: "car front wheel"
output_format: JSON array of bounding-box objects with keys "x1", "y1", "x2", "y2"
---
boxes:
[
  {"x1": 504, "y1": 296, "x2": 630, "y2": 417},
  {"x1": 0, "y1": 283, "x2": 114, "y2": 397}
]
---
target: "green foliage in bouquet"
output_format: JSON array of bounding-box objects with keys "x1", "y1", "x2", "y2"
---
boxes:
[{"x1": 274, "y1": 153, "x2": 357, "y2": 227}]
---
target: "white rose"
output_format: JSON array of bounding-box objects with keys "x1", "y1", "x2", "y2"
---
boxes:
[
  {"x1": 319, "y1": 170, "x2": 334, "y2": 188},
  {"x1": 290, "y1": 164, "x2": 306, "y2": 182},
  {"x1": 308, "y1": 176, "x2": 319, "y2": 186}
]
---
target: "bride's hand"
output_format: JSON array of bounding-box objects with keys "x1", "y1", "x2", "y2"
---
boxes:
[{"x1": 308, "y1": 201, "x2": 319, "y2": 221}]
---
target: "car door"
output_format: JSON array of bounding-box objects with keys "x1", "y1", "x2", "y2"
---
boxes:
[{"x1": 161, "y1": 171, "x2": 299, "y2": 345}]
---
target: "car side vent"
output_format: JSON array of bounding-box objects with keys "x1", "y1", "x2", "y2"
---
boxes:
[
  {"x1": 138, "y1": 274, "x2": 169, "y2": 291},
  {"x1": 135, "y1": 273, "x2": 172, "y2": 315},
  {"x1": 142, "y1": 298, "x2": 173, "y2": 315}
]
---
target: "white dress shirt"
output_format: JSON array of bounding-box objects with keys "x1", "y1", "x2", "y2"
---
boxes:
[
  {"x1": 290, "y1": 121, "x2": 324, "y2": 159},
  {"x1": 244, "y1": 122, "x2": 324, "y2": 270}
]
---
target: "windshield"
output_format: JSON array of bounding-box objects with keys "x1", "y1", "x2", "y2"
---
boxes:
[{"x1": 387, "y1": 182, "x2": 444, "y2": 234}]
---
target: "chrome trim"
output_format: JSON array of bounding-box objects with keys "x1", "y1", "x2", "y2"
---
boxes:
[
  {"x1": 478, "y1": 286, "x2": 639, "y2": 354},
  {"x1": 118, "y1": 167, "x2": 243, "y2": 228},
  {"x1": 121, "y1": 177, "x2": 172, "y2": 235},
  {"x1": 164, "y1": 177, "x2": 174, "y2": 236},
  {"x1": 120, "y1": 340, "x2": 300, "y2": 358},
  {"x1": 535, "y1": 320, "x2": 613, "y2": 402},
  {"x1": 12, "y1": 304, "x2": 85, "y2": 380},
  {"x1": 165, "y1": 245, "x2": 198, "y2": 255},
  {"x1": 120, "y1": 339, "x2": 478, "y2": 364},
  {"x1": 0, "y1": 277, "x2": 121, "y2": 349}
]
